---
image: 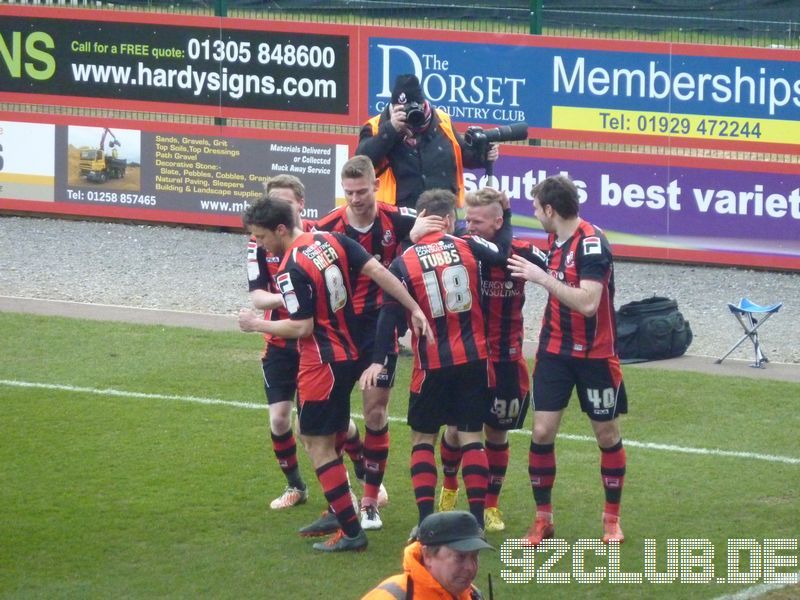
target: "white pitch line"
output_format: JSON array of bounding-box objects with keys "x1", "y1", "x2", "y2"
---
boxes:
[
  {"x1": 3, "y1": 378, "x2": 800, "y2": 467},
  {"x1": 5, "y1": 378, "x2": 797, "y2": 600},
  {"x1": 553, "y1": 433, "x2": 800, "y2": 465},
  {"x1": 711, "y1": 575, "x2": 800, "y2": 600},
  {"x1": 0, "y1": 379, "x2": 266, "y2": 410}
]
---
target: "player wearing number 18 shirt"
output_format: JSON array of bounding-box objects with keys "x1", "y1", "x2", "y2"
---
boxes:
[
  {"x1": 507, "y1": 174, "x2": 628, "y2": 546},
  {"x1": 360, "y1": 188, "x2": 510, "y2": 531},
  {"x1": 437, "y1": 188, "x2": 548, "y2": 534}
]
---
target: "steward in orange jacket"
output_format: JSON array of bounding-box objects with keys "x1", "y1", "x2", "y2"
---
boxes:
[{"x1": 362, "y1": 512, "x2": 492, "y2": 600}]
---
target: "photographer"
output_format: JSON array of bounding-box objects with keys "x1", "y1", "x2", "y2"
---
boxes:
[{"x1": 357, "y1": 74, "x2": 498, "y2": 210}]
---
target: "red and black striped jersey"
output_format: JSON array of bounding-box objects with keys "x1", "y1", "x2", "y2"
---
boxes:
[
  {"x1": 482, "y1": 238, "x2": 548, "y2": 362},
  {"x1": 276, "y1": 231, "x2": 372, "y2": 367},
  {"x1": 246, "y1": 220, "x2": 315, "y2": 352},
  {"x1": 388, "y1": 231, "x2": 506, "y2": 370},
  {"x1": 537, "y1": 220, "x2": 617, "y2": 359},
  {"x1": 314, "y1": 203, "x2": 416, "y2": 315}
]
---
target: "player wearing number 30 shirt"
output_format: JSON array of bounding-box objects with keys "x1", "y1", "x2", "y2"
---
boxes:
[{"x1": 361, "y1": 188, "x2": 510, "y2": 533}]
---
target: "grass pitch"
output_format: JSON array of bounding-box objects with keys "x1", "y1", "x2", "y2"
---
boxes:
[{"x1": 1, "y1": 312, "x2": 798, "y2": 599}]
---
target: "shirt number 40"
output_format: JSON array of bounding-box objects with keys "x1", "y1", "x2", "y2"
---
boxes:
[{"x1": 586, "y1": 387, "x2": 616, "y2": 410}]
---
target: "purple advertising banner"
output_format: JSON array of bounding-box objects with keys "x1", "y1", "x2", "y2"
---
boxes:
[{"x1": 466, "y1": 147, "x2": 800, "y2": 270}]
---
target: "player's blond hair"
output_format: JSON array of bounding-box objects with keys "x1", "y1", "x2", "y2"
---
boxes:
[{"x1": 464, "y1": 187, "x2": 506, "y2": 209}]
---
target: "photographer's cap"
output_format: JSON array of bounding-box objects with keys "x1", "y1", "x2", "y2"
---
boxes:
[
  {"x1": 417, "y1": 511, "x2": 494, "y2": 552},
  {"x1": 391, "y1": 74, "x2": 424, "y2": 104}
]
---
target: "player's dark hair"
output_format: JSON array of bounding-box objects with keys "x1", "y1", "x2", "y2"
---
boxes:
[
  {"x1": 531, "y1": 175, "x2": 579, "y2": 219},
  {"x1": 242, "y1": 194, "x2": 296, "y2": 231},
  {"x1": 416, "y1": 188, "x2": 456, "y2": 218}
]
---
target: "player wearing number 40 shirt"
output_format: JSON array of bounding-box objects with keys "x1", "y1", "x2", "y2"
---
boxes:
[
  {"x1": 437, "y1": 187, "x2": 548, "y2": 534},
  {"x1": 507, "y1": 174, "x2": 629, "y2": 547},
  {"x1": 360, "y1": 188, "x2": 511, "y2": 533},
  {"x1": 239, "y1": 175, "x2": 365, "y2": 515},
  {"x1": 242, "y1": 194, "x2": 431, "y2": 553}
]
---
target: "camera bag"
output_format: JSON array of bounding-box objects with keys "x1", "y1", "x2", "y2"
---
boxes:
[{"x1": 615, "y1": 296, "x2": 693, "y2": 361}]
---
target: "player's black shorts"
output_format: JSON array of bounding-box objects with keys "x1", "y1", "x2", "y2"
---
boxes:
[
  {"x1": 408, "y1": 360, "x2": 492, "y2": 434},
  {"x1": 352, "y1": 310, "x2": 397, "y2": 388},
  {"x1": 297, "y1": 360, "x2": 359, "y2": 436},
  {"x1": 532, "y1": 352, "x2": 628, "y2": 422},
  {"x1": 261, "y1": 344, "x2": 299, "y2": 405},
  {"x1": 486, "y1": 358, "x2": 531, "y2": 431}
]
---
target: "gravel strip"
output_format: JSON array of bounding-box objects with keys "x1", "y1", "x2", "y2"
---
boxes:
[{"x1": 2, "y1": 215, "x2": 798, "y2": 364}]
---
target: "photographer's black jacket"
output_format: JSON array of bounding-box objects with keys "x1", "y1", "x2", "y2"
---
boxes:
[{"x1": 357, "y1": 107, "x2": 487, "y2": 209}]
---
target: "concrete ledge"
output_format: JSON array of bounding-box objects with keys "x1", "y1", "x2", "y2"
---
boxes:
[
  {"x1": 0, "y1": 296, "x2": 238, "y2": 332},
  {"x1": 3, "y1": 296, "x2": 798, "y2": 383},
  {"x1": 520, "y1": 340, "x2": 800, "y2": 384},
  {"x1": 620, "y1": 353, "x2": 800, "y2": 383}
]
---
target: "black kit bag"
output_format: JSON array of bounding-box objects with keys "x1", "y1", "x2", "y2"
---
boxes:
[{"x1": 615, "y1": 296, "x2": 693, "y2": 361}]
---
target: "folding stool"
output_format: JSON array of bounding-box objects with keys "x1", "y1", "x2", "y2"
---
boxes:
[{"x1": 715, "y1": 298, "x2": 783, "y2": 368}]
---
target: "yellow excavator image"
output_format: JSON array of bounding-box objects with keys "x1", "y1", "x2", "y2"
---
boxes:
[{"x1": 78, "y1": 128, "x2": 127, "y2": 183}]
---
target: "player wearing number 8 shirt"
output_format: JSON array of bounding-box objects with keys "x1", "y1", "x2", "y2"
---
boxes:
[
  {"x1": 244, "y1": 195, "x2": 431, "y2": 553},
  {"x1": 360, "y1": 188, "x2": 511, "y2": 532},
  {"x1": 507, "y1": 174, "x2": 628, "y2": 546},
  {"x1": 239, "y1": 175, "x2": 365, "y2": 515}
]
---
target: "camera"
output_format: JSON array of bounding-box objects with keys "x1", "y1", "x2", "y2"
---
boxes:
[
  {"x1": 464, "y1": 122, "x2": 529, "y2": 154},
  {"x1": 403, "y1": 102, "x2": 426, "y2": 128},
  {"x1": 464, "y1": 122, "x2": 529, "y2": 177}
]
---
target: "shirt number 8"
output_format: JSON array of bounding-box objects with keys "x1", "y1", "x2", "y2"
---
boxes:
[{"x1": 324, "y1": 265, "x2": 347, "y2": 312}]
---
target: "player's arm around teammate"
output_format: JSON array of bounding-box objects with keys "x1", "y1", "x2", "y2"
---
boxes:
[
  {"x1": 437, "y1": 188, "x2": 547, "y2": 532},
  {"x1": 507, "y1": 174, "x2": 628, "y2": 546},
  {"x1": 238, "y1": 176, "x2": 315, "y2": 512}
]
